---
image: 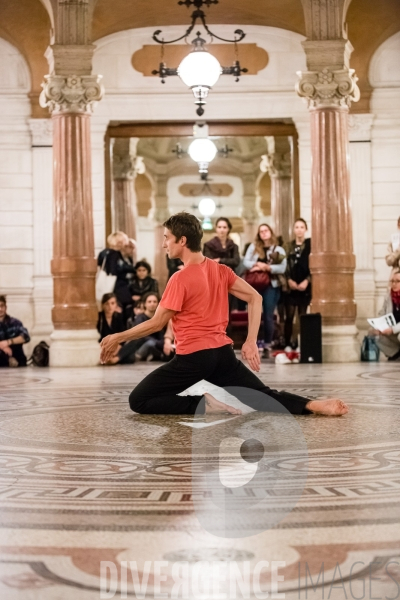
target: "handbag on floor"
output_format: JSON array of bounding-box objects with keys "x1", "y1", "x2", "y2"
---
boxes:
[
  {"x1": 96, "y1": 258, "x2": 117, "y2": 308},
  {"x1": 360, "y1": 335, "x2": 380, "y2": 362}
]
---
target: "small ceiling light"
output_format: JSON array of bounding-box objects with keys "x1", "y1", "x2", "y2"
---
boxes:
[
  {"x1": 152, "y1": 1, "x2": 247, "y2": 116},
  {"x1": 188, "y1": 138, "x2": 218, "y2": 172},
  {"x1": 198, "y1": 197, "x2": 216, "y2": 217}
]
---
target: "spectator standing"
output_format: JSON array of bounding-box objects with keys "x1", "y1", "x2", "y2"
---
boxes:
[
  {"x1": 0, "y1": 295, "x2": 30, "y2": 367},
  {"x1": 243, "y1": 224, "x2": 286, "y2": 354},
  {"x1": 203, "y1": 218, "x2": 240, "y2": 271},
  {"x1": 284, "y1": 218, "x2": 311, "y2": 348},
  {"x1": 98, "y1": 231, "x2": 136, "y2": 321},
  {"x1": 386, "y1": 216, "x2": 400, "y2": 281},
  {"x1": 129, "y1": 261, "x2": 159, "y2": 305},
  {"x1": 204, "y1": 217, "x2": 241, "y2": 321},
  {"x1": 374, "y1": 268, "x2": 400, "y2": 361}
]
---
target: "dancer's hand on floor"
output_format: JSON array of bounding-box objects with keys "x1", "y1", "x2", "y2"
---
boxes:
[
  {"x1": 100, "y1": 334, "x2": 120, "y2": 364},
  {"x1": 242, "y1": 340, "x2": 261, "y2": 372}
]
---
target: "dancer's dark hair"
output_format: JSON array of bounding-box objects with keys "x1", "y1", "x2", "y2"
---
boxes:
[
  {"x1": 215, "y1": 217, "x2": 233, "y2": 232},
  {"x1": 163, "y1": 212, "x2": 203, "y2": 252},
  {"x1": 135, "y1": 260, "x2": 152, "y2": 275},
  {"x1": 101, "y1": 293, "x2": 117, "y2": 306}
]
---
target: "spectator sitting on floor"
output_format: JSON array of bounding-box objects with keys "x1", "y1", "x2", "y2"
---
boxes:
[
  {"x1": 129, "y1": 261, "x2": 159, "y2": 306},
  {"x1": 0, "y1": 295, "x2": 30, "y2": 368},
  {"x1": 116, "y1": 293, "x2": 174, "y2": 364},
  {"x1": 97, "y1": 293, "x2": 126, "y2": 343},
  {"x1": 374, "y1": 267, "x2": 400, "y2": 361},
  {"x1": 386, "y1": 216, "x2": 400, "y2": 282}
]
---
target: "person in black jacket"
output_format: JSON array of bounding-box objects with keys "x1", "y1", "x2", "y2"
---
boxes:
[
  {"x1": 98, "y1": 231, "x2": 136, "y2": 321},
  {"x1": 129, "y1": 261, "x2": 159, "y2": 306},
  {"x1": 204, "y1": 217, "x2": 241, "y2": 324},
  {"x1": 97, "y1": 293, "x2": 126, "y2": 343},
  {"x1": 203, "y1": 217, "x2": 240, "y2": 271},
  {"x1": 284, "y1": 218, "x2": 311, "y2": 347}
]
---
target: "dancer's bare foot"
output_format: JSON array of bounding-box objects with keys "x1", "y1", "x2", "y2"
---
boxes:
[
  {"x1": 306, "y1": 398, "x2": 349, "y2": 416},
  {"x1": 204, "y1": 393, "x2": 242, "y2": 415}
]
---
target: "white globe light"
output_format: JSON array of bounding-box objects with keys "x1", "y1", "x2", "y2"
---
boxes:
[
  {"x1": 188, "y1": 138, "x2": 217, "y2": 164},
  {"x1": 198, "y1": 197, "x2": 216, "y2": 217},
  {"x1": 178, "y1": 50, "x2": 222, "y2": 89}
]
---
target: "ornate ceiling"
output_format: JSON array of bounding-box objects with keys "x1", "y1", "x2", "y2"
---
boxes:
[{"x1": 0, "y1": 0, "x2": 399, "y2": 116}]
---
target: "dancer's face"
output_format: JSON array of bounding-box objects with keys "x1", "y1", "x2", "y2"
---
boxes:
[{"x1": 163, "y1": 228, "x2": 185, "y2": 259}]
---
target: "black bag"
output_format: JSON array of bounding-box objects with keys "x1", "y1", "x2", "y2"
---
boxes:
[
  {"x1": 361, "y1": 335, "x2": 380, "y2": 362},
  {"x1": 28, "y1": 341, "x2": 50, "y2": 367}
]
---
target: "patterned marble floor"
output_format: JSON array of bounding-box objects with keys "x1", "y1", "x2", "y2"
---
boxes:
[{"x1": 0, "y1": 360, "x2": 399, "y2": 599}]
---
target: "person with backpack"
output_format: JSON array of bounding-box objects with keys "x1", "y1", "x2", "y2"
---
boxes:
[{"x1": 0, "y1": 294, "x2": 30, "y2": 367}]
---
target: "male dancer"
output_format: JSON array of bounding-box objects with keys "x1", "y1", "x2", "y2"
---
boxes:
[{"x1": 101, "y1": 213, "x2": 349, "y2": 417}]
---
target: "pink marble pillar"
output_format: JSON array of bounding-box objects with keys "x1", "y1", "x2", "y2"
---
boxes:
[
  {"x1": 309, "y1": 106, "x2": 356, "y2": 325},
  {"x1": 40, "y1": 74, "x2": 103, "y2": 365},
  {"x1": 296, "y1": 59, "x2": 360, "y2": 361},
  {"x1": 51, "y1": 112, "x2": 98, "y2": 330},
  {"x1": 113, "y1": 178, "x2": 137, "y2": 240}
]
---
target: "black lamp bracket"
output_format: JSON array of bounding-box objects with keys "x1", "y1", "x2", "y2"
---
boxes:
[{"x1": 153, "y1": 0, "x2": 245, "y2": 46}]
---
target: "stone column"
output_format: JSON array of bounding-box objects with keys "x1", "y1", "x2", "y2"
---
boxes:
[
  {"x1": 348, "y1": 114, "x2": 375, "y2": 329},
  {"x1": 40, "y1": 74, "x2": 103, "y2": 366},
  {"x1": 112, "y1": 138, "x2": 142, "y2": 240},
  {"x1": 263, "y1": 137, "x2": 294, "y2": 243},
  {"x1": 150, "y1": 167, "x2": 169, "y2": 292},
  {"x1": 28, "y1": 119, "x2": 54, "y2": 343},
  {"x1": 241, "y1": 165, "x2": 261, "y2": 244},
  {"x1": 296, "y1": 38, "x2": 361, "y2": 362}
]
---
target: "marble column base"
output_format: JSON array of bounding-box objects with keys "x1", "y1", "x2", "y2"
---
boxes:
[
  {"x1": 322, "y1": 324, "x2": 360, "y2": 363},
  {"x1": 49, "y1": 329, "x2": 100, "y2": 367}
]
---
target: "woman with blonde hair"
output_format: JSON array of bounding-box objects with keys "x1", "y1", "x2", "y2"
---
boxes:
[
  {"x1": 243, "y1": 224, "x2": 286, "y2": 353},
  {"x1": 97, "y1": 231, "x2": 136, "y2": 321}
]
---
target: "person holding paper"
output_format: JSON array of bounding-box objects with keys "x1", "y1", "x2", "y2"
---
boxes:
[
  {"x1": 374, "y1": 268, "x2": 400, "y2": 361},
  {"x1": 386, "y1": 216, "x2": 400, "y2": 282}
]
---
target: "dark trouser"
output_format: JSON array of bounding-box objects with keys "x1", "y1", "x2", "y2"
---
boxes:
[
  {"x1": 0, "y1": 345, "x2": 27, "y2": 367},
  {"x1": 129, "y1": 344, "x2": 311, "y2": 415}
]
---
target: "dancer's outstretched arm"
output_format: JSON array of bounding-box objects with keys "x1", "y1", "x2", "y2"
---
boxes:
[
  {"x1": 229, "y1": 278, "x2": 263, "y2": 372},
  {"x1": 100, "y1": 306, "x2": 175, "y2": 363}
]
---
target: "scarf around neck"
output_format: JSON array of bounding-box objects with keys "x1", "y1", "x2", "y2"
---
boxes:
[{"x1": 391, "y1": 288, "x2": 400, "y2": 308}]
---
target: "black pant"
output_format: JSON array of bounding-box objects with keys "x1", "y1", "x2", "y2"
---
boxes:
[
  {"x1": 0, "y1": 345, "x2": 27, "y2": 367},
  {"x1": 129, "y1": 344, "x2": 311, "y2": 415}
]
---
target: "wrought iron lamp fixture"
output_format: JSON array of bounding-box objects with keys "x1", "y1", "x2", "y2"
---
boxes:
[
  {"x1": 172, "y1": 136, "x2": 233, "y2": 176},
  {"x1": 152, "y1": 0, "x2": 247, "y2": 116}
]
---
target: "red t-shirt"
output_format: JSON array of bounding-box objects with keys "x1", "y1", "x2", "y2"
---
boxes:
[{"x1": 160, "y1": 258, "x2": 238, "y2": 354}]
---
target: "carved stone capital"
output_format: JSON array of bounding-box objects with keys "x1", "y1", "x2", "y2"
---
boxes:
[
  {"x1": 40, "y1": 75, "x2": 104, "y2": 114},
  {"x1": 28, "y1": 118, "x2": 53, "y2": 146},
  {"x1": 296, "y1": 67, "x2": 360, "y2": 108}
]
